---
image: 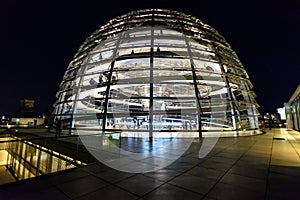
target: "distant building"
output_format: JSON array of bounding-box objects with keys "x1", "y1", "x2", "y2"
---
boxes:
[
  {"x1": 277, "y1": 107, "x2": 286, "y2": 121},
  {"x1": 285, "y1": 84, "x2": 300, "y2": 131},
  {"x1": 11, "y1": 98, "x2": 45, "y2": 127}
]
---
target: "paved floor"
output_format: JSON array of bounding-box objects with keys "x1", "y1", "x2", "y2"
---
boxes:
[{"x1": 0, "y1": 128, "x2": 300, "y2": 200}]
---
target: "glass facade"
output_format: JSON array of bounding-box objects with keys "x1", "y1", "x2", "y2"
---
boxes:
[
  {"x1": 4, "y1": 138, "x2": 85, "y2": 182},
  {"x1": 51, "y1": 9, "x2": 261, "y2": 137},
  {"x1": 285, "y1": 85, "x2": 300, "y2": 131}
]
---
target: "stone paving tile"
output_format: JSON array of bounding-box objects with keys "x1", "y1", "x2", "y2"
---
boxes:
[
  {"x1": 269, "y1": 165, "x2": 300, "y2": 177},
  {"x1": 166, "y1": 161, "x2": 197, "y2": 173},
  {"x1": 56, "y1": 175, "x2": 108, "y2": 199},
  {"x1": 219, "y1": 173, "x2": 266, "y2": 193},
  {"x1": 228, "y1": 165, "x2": 268, "y2": 180},
  {"x1": 75, "y1": 185, "x2": 139, "y2": 200},
  {"x1": 270, "y1": 158, "x2": 300, "y2": 167},
  {"x1": 49, "y1": 168, "x2": 90, "y2": 185},
  {"x1": 169, "y1": 173, "x2": 216, "y2": 195},
  {"x1": 202, "y1": 196, "x2": 218, "y2": 200},
  {"x1": 266, "y1": 172, "x2": 300, "y2": 199},
  {"x1": 206, "y1": 182, "x2": 265, "y2": 200},
  {"x1": 143, "y1": 183, "x2": 203, "y2": 200},
  {"x1": 239, "y1": 155, "x2": 270, "y2": 164},
  {"x1": 214, "y1": 151, "x2": 243, "y2": 159},
  {"x1": 1, "y1": 128, "x2": 300, "y2": 200},
  {"x1": 186, "y1": 166, "x2": 224, "y2": 181},
  {"x1": 206, "y1": 156, "x2": 238, "y2": 165},
  {"x1": 116, "y1": 174, "x2": 164, "y2": 196},
  {"x1": 11, "y1": 186, "x2": 70, "y2": 200},
  {"x1": 176, "y1": 155, "x2": 203, "y2": 164},
  {"x1": 0, "y1": 178, "x2": 53, "y2": 199},
  {"x1": 144, "y1": 169, "x2": 181, "y2": 182},
  {"x1": 250, "y1": 151, "x2": 272, "y2": 157},
  {"x1": 80, "y1": 162, "x2": 111, "y2": 174},
  {"x1": 234, "y1": 160, "x2": 270, "y2": 171},
  {"x1": 93, "y1": 168, "x2": 135, "y2": 183},
  {"x1": 200, "y1": 160, "x2": 233, "y2": 172}
]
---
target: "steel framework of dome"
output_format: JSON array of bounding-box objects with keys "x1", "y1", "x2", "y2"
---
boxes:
[{"x1": 51, "y1": 9, "x2": 261, "y2": 137}]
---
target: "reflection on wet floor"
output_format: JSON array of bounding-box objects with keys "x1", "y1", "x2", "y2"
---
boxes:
[{"x1": 79, "y1": 133, "x2": 198, "y2": 173}]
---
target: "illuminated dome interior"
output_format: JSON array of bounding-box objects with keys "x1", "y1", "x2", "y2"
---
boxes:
[{"x1": 51, "y1": 9, "x2": 261, "y2": 137}]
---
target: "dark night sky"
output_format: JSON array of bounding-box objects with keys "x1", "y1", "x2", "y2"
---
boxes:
[{"x1": 0, "y1": 0, "x2": 299, "y2": 117}]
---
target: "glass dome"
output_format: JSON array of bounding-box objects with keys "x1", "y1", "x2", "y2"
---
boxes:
[{"x1": 51, "y1": 9, "x2": 261, "y2": 137}]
